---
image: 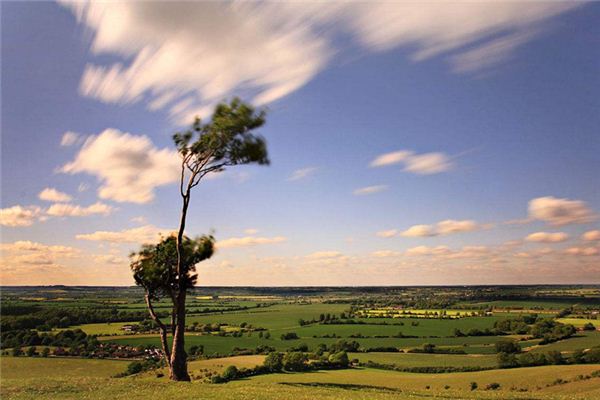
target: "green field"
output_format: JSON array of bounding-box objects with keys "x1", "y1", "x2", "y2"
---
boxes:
[
  {"x1": 529, "y1": 331, "x2": 600, "y2": 353},
  {"x1": 2, "y1": 357, "x2": 599, "y2": 400},
  {"x1": 350, "y1": 352, "x2": 499, "y2": 368}
]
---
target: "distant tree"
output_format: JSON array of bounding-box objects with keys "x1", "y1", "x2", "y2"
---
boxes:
[
  {"x1": 328, "y1": 351, "x2": 349, "y2": 367},
  {"x1": 222, "y1": 365, "x2": 239, "y2": 381},
  {"x1": 282, "y1": 352, "x2": 308, "y2": 371},
  {"x1": 263, "y1": 352, "x2": 284, "y2": 371},
  {"x1": 495, "y1": 340, "x2": 521, "y2": 354},
  {"x1": 41, "y1": 347, "x2": 50, "y2": 358},
  {"x1": 470, "y1": 382, "x2": 478, "y2": 391},
  {"x1": 26, "y1": 346, "x2": 36, "y2": 357},
  {"x1": 12, "y1": 347, "x2": 22, "y2": 357},
  {"x1": 131, "y1": 99, "x2": 269, "y2": 381},
  {"x1": 583, "y1": 322, "x2": 596, "y2": 331}
]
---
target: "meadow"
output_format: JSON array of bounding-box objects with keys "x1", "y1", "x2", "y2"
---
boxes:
[{"x1": 1, "y1": 285, "x2": 599, "y2": 399}]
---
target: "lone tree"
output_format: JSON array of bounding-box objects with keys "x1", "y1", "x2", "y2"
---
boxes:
[{"x1": 130, "y1": 98, "x2": 269, "y2": 381}]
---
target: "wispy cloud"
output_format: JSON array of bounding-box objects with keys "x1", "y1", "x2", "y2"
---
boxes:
[
  {"x1": 61, "y1": 2, "x2": 580, "y2": 124},
  {"x1": 525, "y1": 231, "x2": 569, "y2": 243},
  {"x1": 353, "y1": 185, "x2": 388, "y2": 196},
  {"x1": 217, "y1": 236, "x2": 287, "y2": 249},
  {"x1": 76, "y1": 225, "x2": 171, "y2": 244},
  {"x1": 370, "y1": 149, "x2": 453, "y2": 175},
  {"x1": 288, "y1": 167, "x2": 318, "y2": 181}
]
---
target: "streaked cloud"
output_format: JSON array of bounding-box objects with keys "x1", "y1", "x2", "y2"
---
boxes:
[
  {"x1": 288, "y1": 167, "x2": 318, "y2": 181},
  {"x1": 401, "y1": 224, "x2": 436, "y2": 237},
  {"x1": 528, "y1": 196, "x2": 596, "y2": 226},
  {"x1": 525, "y1": 231, "x2": 569, "y2": 243},
  {"x1": 38, "y1": 188, "x2": 73, "y2": 203},
  {"x1": 564, "y1": 247, "x2": 599, "y2": 256},
  {"x1": 46, "y1": 202, "x2": 115, "y2": 217},
  {"x1": 353, "y1": 185, "x2": 388, "y2": 196},
  {"x1": 582, "y1": 230, "x2": 600, "y2": 242},
  {"x1": 405, "y1": 245, "x2": 451, "y2": 256},
  {"x1": 60, "y1": 2, "x2": 579, "y2": 124},
  {"x1": 369, "y1": 150, "x2": 413, "y2": 167},
  {"x1": 371, "y1": 250, "x2": 401, "y2": 258},
  {"x1": 60, "y1": 129, "x2": 180, "y2": 204},
  {"x1": 397, "y1": 219, "x2": 483, "y2": 238},
  {"x1": 60, "y1": 131, "x2": 83, "y2": 147},
  {"x1": 305, "y1": 251, "x2": 344, "y2": 260},
  {"x1": 76, "y1": 224, "x2": 170, "y2": 244},
  {"x1": 376, "y1": 229, "x2": 398, "y2": 238},
  {"x1": 244, "y1": 228, "x2": 259, "y2": 235},
  {"x1": 370, "y1": 149, "x2": 453, "y2": 175},
  {"x1": 217, "y1": 236, "x2": 287, "y2": 249}
]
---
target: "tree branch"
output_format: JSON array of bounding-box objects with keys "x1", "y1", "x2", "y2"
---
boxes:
[{"x1": 145, "y1": 293, "x2": 171, "y2": 368}]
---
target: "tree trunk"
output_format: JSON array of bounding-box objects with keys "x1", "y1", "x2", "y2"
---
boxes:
[
  {"x1": 170, "y1": 191, "x2": 191, "y2": 381},
  {"x1": 145, "y1": 294, "x2": 171, "y2": 369},
  {"x1": 169, "y1": 290, "x2": 189, "y2": 381}
]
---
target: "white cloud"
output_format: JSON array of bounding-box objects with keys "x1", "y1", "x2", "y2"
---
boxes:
[
  {"x1": 60, "y1": 131, "x2": 82, "y2": 146},
  {"x1": 525, "y1": 231, "x2": 569, "y2": 243},
  {"x1": 60, "y1": 2, "x2": 579, "y2": 124},
  {"x1": 401, "y1": 224, "x2": 436, "y2": 237},
  {"x1": 376, "y1": 229, "x2": 398, "y2": 238},
  {"x1": 582, "y1": 230, "x2": 600, "y2": 242},
  {"x1": 288, "y1": 167, "x2": 318, "y2": 181},
  {"x1": 398, "y1": 219, "x2": 482, "y2": 238},
  {"x1": 528, "y1": 196, "x2": 596, "y2": 226},
  {"x1": 76, "y1": 224, "x2": 171, "y2": 244},
  {"x1": 46, "y1": 202, "x2": 115, "y2": 217},
  {"x1": 405, "y1": 245, "x2": 450, "y2": 256},
  {"x1": 0, "y1": 241, "x2": 80, "y2": 257},
  {"x1": 92, "y1": 254, "x2": 127, "y2": 265},
  {"x1": 217, "y1": 236, "x2": 286, "y2": 249},
  {"x1": 60, "y1": 129, "x2": 180, "y2": 204},
  {"x1": 371, "y1": 250, "x2": 400, "y2": 258},
  {"x1": 436, "y1": 219, "x2": 479, "y2": 235},
  {"x1": 353, "y1": 185, "x2": 388, "y2": 196},
  {"x1": 38, "y1": 188, "x2": 73, "y2": 203},
  {"x1": 306, "y1": 251, "x2": 345, "y2": 260},
  {"x1": 244, "y1": 228, "x2": 259, "y2": 235},
  {"x1": 564, "y1": 247, "x2": 599, "y2": 257},
  {"x1": 370, "y1": 149, "x2": 453, "y2": 175},
  {"x1": 369, "y1": 151, "x2": 413, "y2": 167},
  {"x1": 0, "y1": 205, "x2": 43, "y2": 227},
  {"x1": 403, "y1": 152, "x2": 453, "y2": 175}
]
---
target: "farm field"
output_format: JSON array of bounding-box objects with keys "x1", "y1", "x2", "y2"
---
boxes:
[
  {"x1": 1, "y1": 357, "x2": 599, "y2": 400},
  {"x1": 2, "y1": 285, "x2": 599, "y2": 399}
]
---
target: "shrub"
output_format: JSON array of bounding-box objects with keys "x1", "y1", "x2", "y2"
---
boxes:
[
  {"x1": 583, "y1": 322, "x2": 596, "y2": 331},
  {"x1": 328, "y1": 351, "x2": 349, "y2": 368},
  {"x1": 222, "y1": 365, "x2": 239, "y2": 381},
  {"x1": 263, "y1": 352, "x2": 283, "y2": 371},
  {"x1": 280, "y1": 332, "x2": 299, "y2": 340},
  {"x1": 282, "y1": 352, "x2": 308, "y2": 371},
  {"x1": 12, "y1": 347, "x2": 23, "y2": 357},
  {"x1": 495, "y1": 340, "x2": 521, "y2": 354},
  {"x1": 486, "y1": 382, "x2": 501, "y2": 390},
  {"x1": 26, "y1": 346, "x2": 37, "y2": 357},
  {"x1": 41, "y1": 347, "x2": 50, "y2": 357},
  {"x1": 470, "y1": 382, "x2": 478, "y2": 391}
]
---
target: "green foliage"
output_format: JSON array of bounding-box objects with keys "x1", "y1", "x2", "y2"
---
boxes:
[
  {"x1": 130, "y1": 235, "x2": 214, "y2": 300},
  {"x1": 494, "y1": 340, "x2": 521, "y2": 354},
  {"x1": 282, "y1": 352, "x2": 308, "y2": 371},
  {"x1": 222, "y1": 365, "x2": 239, "y2": 381},
  {"x1": 263, "y1": 352, "x2": 284, "y2": 372},
  {"x1": 26, "y1": 346, "x2": 37, "y2": 357},
  {"x1": 328, "y1": 351, "x2": 349, "y2": 367},
  {"x1": 470, "y1": 381, "x2": 478, "y2": 390}
]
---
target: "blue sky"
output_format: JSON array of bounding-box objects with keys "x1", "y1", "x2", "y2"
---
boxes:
[{"x1": 1, "y1": 1, "x2": 599, "y2": 286}]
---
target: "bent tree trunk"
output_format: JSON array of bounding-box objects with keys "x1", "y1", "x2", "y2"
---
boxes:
[{"x1": 144, "y1": 294, "x2": 171, "y2": 369}]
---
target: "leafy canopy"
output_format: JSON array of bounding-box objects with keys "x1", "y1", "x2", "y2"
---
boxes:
[
  {"x1": 130, "y1": 235, "x2": 214, "y2": 300},
  {"x1": 172, "y1": 98, "x2": 269, "y2": 190}
]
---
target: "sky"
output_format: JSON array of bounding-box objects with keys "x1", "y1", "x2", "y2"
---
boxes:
[{"x1": 1, "y1": 1, "x2": 599, "y2": 286}]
